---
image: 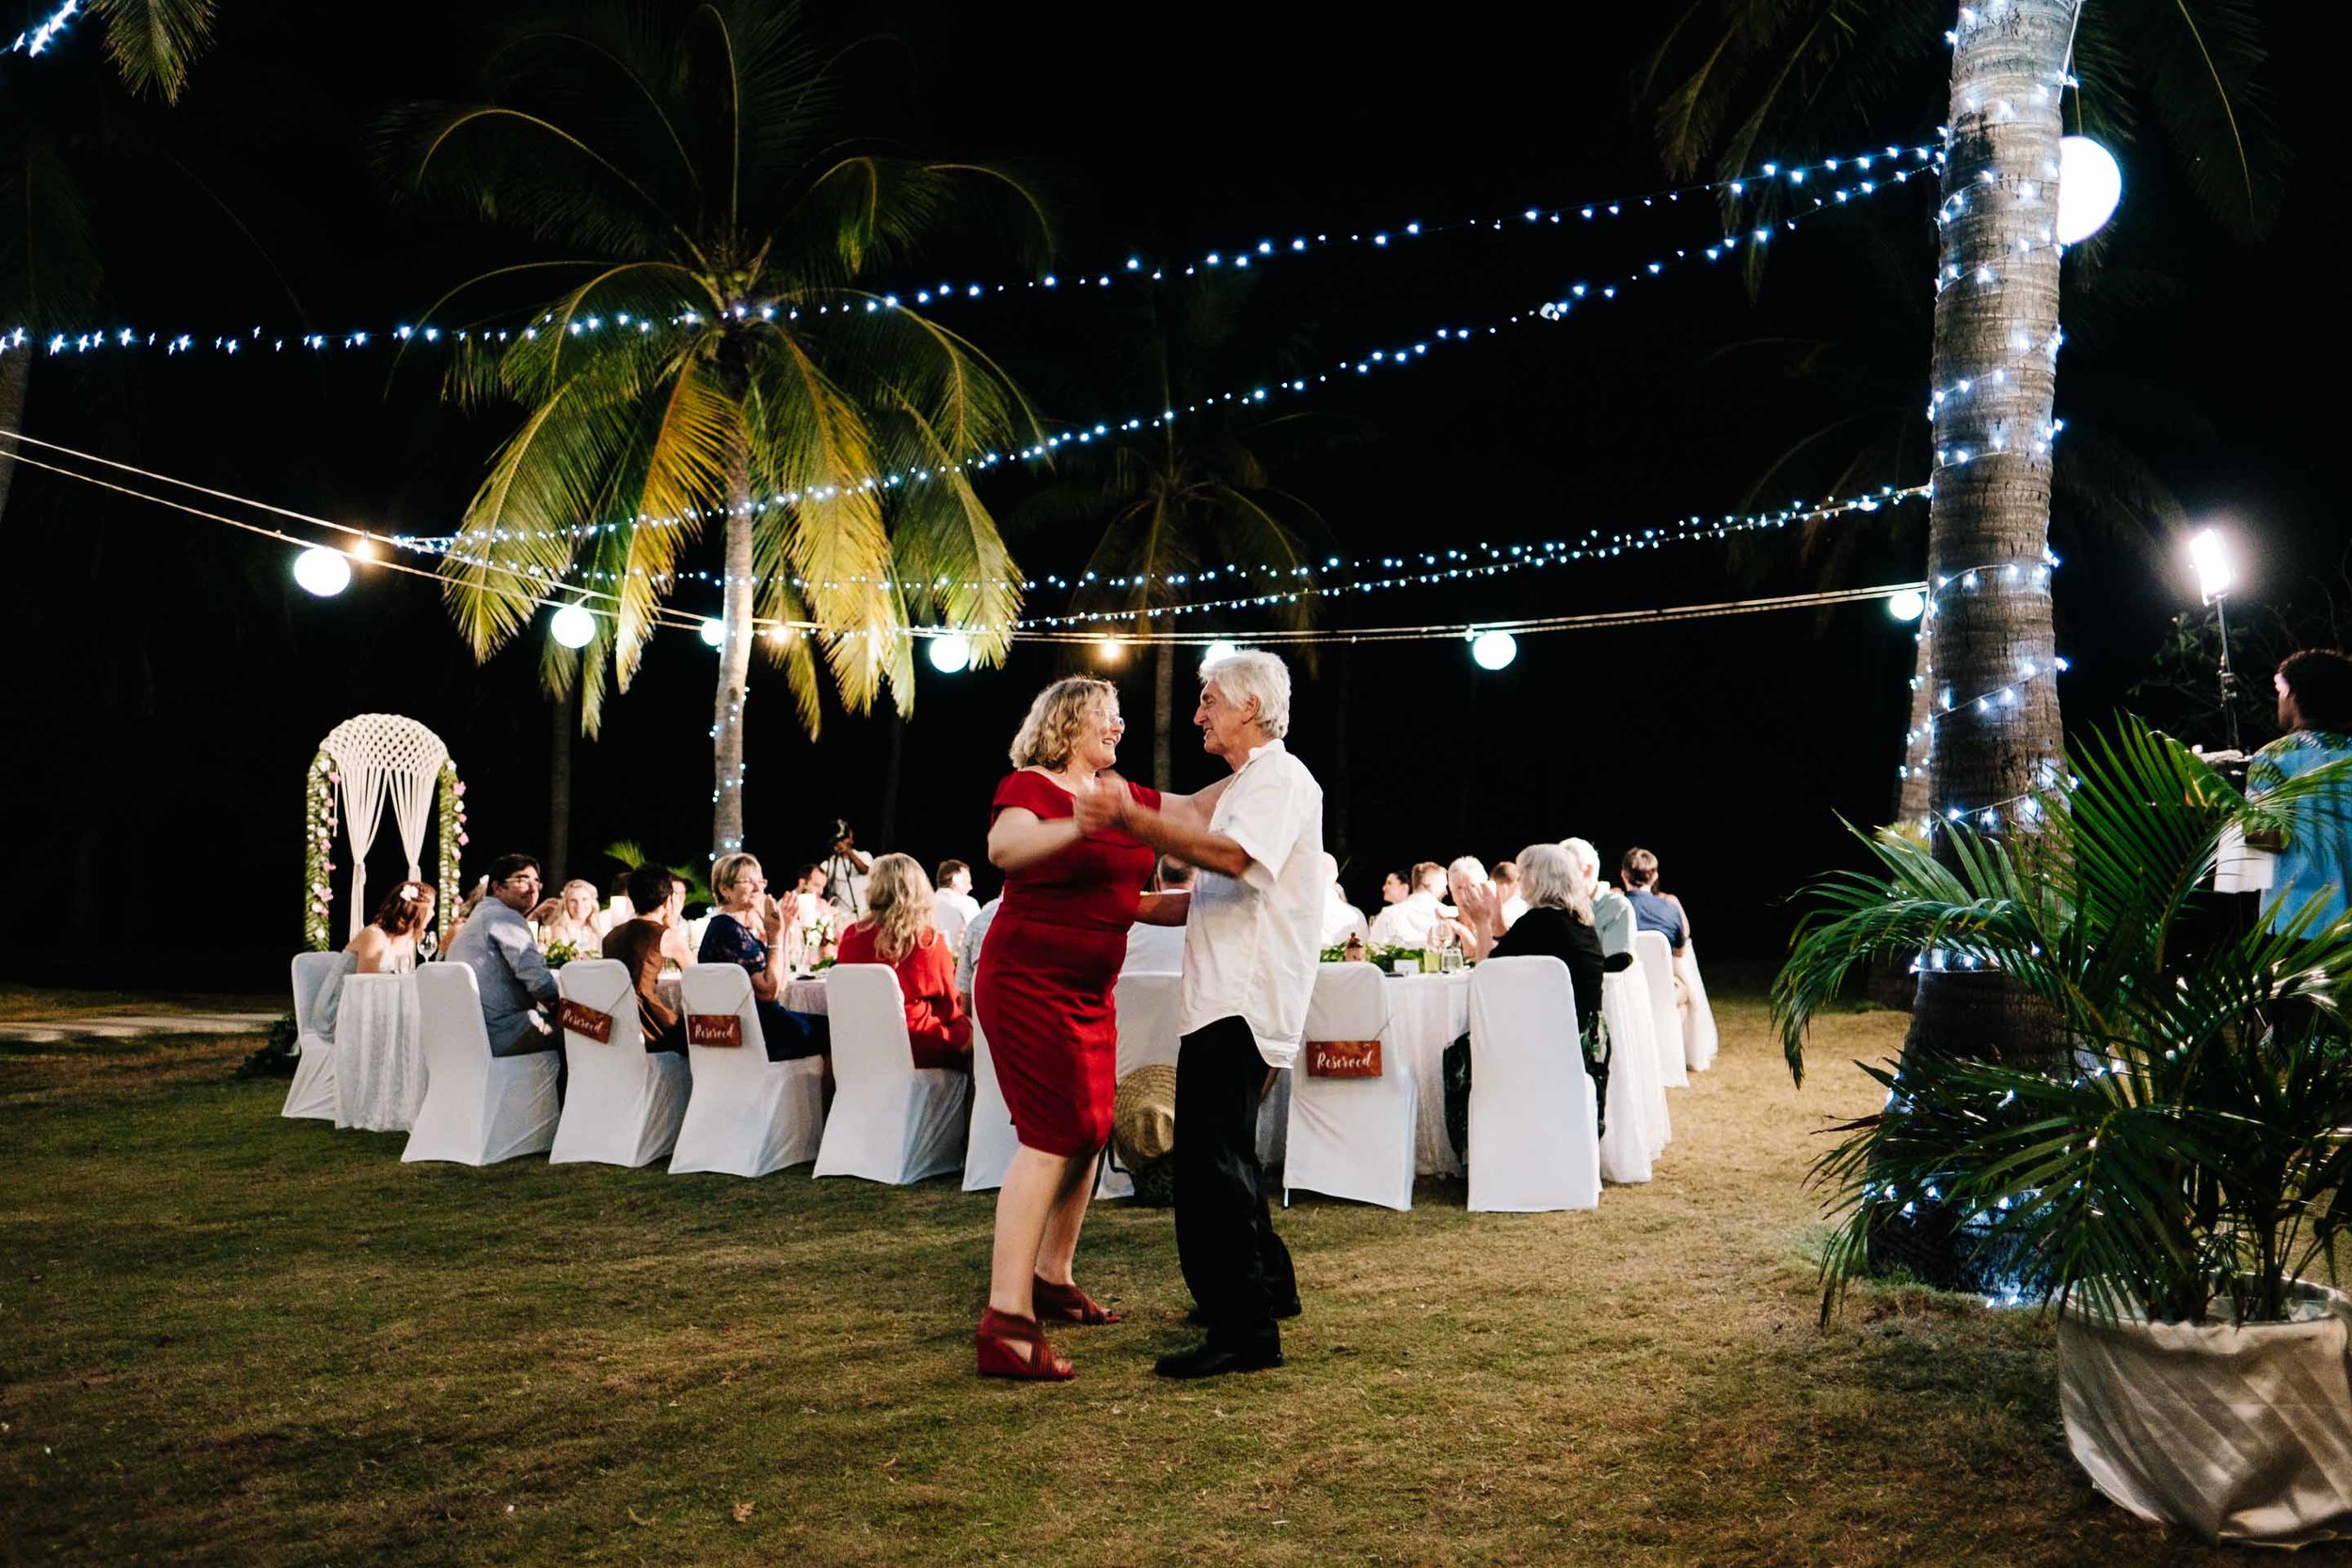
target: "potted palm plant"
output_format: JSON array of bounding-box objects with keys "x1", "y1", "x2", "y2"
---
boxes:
[{"x1": 1774, "y1": 720, "x2": 2352, "y2": 1545}]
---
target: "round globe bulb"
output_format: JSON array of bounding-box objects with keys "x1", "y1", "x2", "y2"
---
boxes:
[
  {"x1": 2056, "y1": 136, "x2": 2122, "y2": 245},
  {"x1": 549, "y1": 603, "x2": 596, "y2": 649},
  {"x1": 699, "y1": 617, "x2": 726, "y2": 648},
  {"x1": 1202, "y1": 640, "x2": 1239, "y2": 665},
  {"x1": 1887, "y1": 589, "x2": 1927, "y2": 624},
  {"x1": 1470, "y1": 629, "x2": 1518, "y2": 671},
  {"x1": 293, "y1": 546, "x2": 351, "y2": 597},
  {"x1": 928, "y1": 632, "x2": 972, "y2": 673}
]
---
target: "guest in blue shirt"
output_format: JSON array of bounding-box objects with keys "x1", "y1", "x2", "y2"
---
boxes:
[
  {"x1": 2247, "y1": 649, "x2": 2352, "y2": 939},
  {"x1": 1619, "y1": 847, "x2": 1689, "y2": 955},
  {"x1": 444, "y1": 854, "x2": 562, "y2": 1056}
]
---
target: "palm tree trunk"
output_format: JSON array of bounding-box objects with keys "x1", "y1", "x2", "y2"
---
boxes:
[
  {"x1": 1897, "y1": 620, "x2": 1934, "y2": 827},
  {"x1": 1153, "y1": 630, "x2": 1175, "y2": 788},
  {"x1": 711, "y1": 448, "x2": 755, "y2": 863},
  {"x1": 548, "y1": 682, "x2": 575, "y2": 879},
  {"x1": 0, "y1": 353, "x2": 28, "y2": 528},
  {"x1": 1879, "y1": 0, "x2": 2074, "y2": 1285}
]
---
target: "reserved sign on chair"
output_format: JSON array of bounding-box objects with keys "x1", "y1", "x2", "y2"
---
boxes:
[
  {"x1": 687, "y1": 1013, "x2": 743, "y2": 1049},
  {"x1": 557, "y1": 999, "x2": 613, "y2": 1043},
  {"x1": 1306, "y1": 1039, "x2": 1382, "y2": 1078}
]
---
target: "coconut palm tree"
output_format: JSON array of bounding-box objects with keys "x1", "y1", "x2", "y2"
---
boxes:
[
  {"x1": 1641, "y1": 0, "x2": 2283, "y2": 1081},
  {"x1": 1017, "y1": 283, "x2": 1331, "y2": 784},
  {"x1": 0, "y1": 0, "x2": 218, "y2": 523},
  {"x1": 386, "y1": 0, "x2": 1047, "y2": 859}
]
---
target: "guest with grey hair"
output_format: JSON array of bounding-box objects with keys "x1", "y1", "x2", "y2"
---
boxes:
[
  {"x1": 1452, "y1": 844, "x2": 1627, "y2": 1023},
  {"x1": 1561, "y1": 836, "x2": 1634, "y2": 958},
  {"x1": 1445, "y1": 844, "x2": 1630, "y2": 1159}
]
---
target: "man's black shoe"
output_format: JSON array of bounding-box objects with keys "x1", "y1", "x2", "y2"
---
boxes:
[
  {"x1": 1186, "y1": 1297, "x2": 1301, "y2": 1326},
  {"x1": 1153, "y1": 1339, "x2": 1285, "y2": 1379}
]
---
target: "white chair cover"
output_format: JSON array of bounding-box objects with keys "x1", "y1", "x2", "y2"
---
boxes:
[
  {"x1": 669, "y1": 963, "x2": 825, "y2": 1178},
  {"x1": 2215, "y1": 821, "x2": 2278, "y2": 895},
  {"x1": 1634, "y1": 932, "x2": 1689, "y2": 1089},
  {"x1": 1466, "y1": 957, "x2": 1600, "y2": 1213},
  {"x1": 813, "y1": 964, "x2": 971, "y2": 1184},
  {"x1": 962, "y1": 1013, "x2": 1021, "y2": 1193},
  {"x1": 1677, "y1": 942, "x2": 1720, "y2": 1072},
  {"x1": 1097, "y1": 970, "x2": 1184, "y2": 1199},
  {"x1": 1601, "y1": 968, "x2": 1670, "y2": 1164},
  {"x1": 1284, "y1": 963, "x2": 1416, "y2": 1211},
  {"x1": 402, "y1": 962, "x2": 561, "y2": 1165},
  {"x1": 549, "y1": 960, "x2": 691, "y2": 1168},
  {"x1": 334, "y1": 972, "x2": 426, "y2": 1132},
  {"x1": 282, "y1": 951, "x2": 345, "y2": 1120}
]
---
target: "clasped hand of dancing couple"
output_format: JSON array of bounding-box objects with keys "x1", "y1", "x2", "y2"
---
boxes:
[{"x1": 973, "y1": 656, "x2": 1323, "y2": 1382}]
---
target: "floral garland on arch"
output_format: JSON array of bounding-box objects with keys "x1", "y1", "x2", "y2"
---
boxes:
[
  {"x1": 437, "y1": 759, "x2": 467, "y2": 947},
  {"x1": 303, "y1": 751, "x2": 341, "y2": 951},
  {"x1": 300, "y1": 748, "x2": 467, "y2": 953}
]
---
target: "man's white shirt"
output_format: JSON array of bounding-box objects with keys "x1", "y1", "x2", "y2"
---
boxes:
[
  {"x1": 1368, "y1": 890, "x2": 1444, "y2": 947},
  {"x1": 1179, "y1": 739, "x2": 1325, "y2": 1069}
]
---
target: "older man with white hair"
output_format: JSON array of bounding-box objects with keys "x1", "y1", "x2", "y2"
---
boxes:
[
  {"x1": 1562, "y1": 837, "x2": 1634, "y2": 958},
  {"x1": 1082, "y1": 649, "x2": 1323, "y2": 1378}
]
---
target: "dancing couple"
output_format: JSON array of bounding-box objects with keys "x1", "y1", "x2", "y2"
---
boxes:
[{"x1": 974, "y1": 650, "x2": 1325, "y2": 1380}]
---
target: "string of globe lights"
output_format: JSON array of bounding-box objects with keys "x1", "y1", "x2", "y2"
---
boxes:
[
  {"x1": 3, "y1": 0, "x2": 79, "y2": 66},
  {"x1": 2, "y1": 420, "x2": 1942, "y2": 681},
  {"x1": 2, "y1": 135, "x2": 1948, "y2": 363},
  {"x1": 0, "y1": 426, "x2": 717, "y2": 636}
]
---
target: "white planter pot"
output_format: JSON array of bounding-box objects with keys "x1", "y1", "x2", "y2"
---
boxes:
[{"x1": 2058, "y1": 1288, "x2": 2352, "y2": 1546}]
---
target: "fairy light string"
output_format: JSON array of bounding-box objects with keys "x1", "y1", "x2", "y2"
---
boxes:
[
  {"x1": 1, "y1": 134, "x2": 1943, "y2": 361},
  {"x1": 3, "y1": 0, "x2": 80, "y2": 66}
]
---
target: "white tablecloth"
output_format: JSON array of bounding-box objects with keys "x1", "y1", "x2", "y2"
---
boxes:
[
  {"x1": 651, "y1": 972, "x2": 827, "y2": 1018},
  {"x1": 1383, "y1": 972, "x2": 1474, "y2": 1177},
  {"x1": 335, "y1": 974, "x2": 426, "y2": 1132}
]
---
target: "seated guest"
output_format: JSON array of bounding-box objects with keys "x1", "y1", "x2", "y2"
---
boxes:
[
  {"x1": 446, "y1": 854, "x2": 562, "y2": 1058},
  {"x1": 932, "y1": 858, "x2": 982, "y2": 948},
  {"x1": 441, "y1": 875, "x2": 491, "y2": 952},
  {"x1": 1369, "y1": 861, "x2": 1449, "y2": 946},
  {"x1": 1319, "y1": 852, "x2": 1370, "y2": 946},
  {"x1": 1123, "y1": 855, "x2": 1191, "y2": 973},
  {"x1": 532, "y1": 878, "x2": 608, "y2": 955},
  {"x1": 1562, "y1": 837, "x2": 1633, "y2": 958},
  {"x1": 1379, "y1": 869, "x2": 1410, "y2": 908},
  {"x1": 1492, "y1": 860, "x2": 1528, "y2": 930},
  {"x1": 957, "y1": 892, "x2": 1003, "y2": 1006},
  {"x1": 793, "y1": 862, "x2": 839, "y2": 954},
  {"x1": 1448, "y1": 845, "x2": 1632, "y2": 1147},
  {"x1": 316, "y1": 880, "x2": 437, "y2": 1042},
  {"x1": 700, "y1": 853, "x2": 831, "y2": 1061},
  {"x1": 600, "y1": 864, "x2": 691, "y2": 1053},
  {"x1": 1429, "y1": 856, "x2": 1490, "y2": 954},
  {"x1": 837, "y1": 853, "x2": 974, "y2": 1069},
  {"x1": 1620, "y1": 847, "x2": 1687, "y2": 954}
]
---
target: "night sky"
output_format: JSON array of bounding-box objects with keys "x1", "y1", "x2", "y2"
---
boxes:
[{"x1": 1, "y1": 0, "x2": 2337, "y2": 989}]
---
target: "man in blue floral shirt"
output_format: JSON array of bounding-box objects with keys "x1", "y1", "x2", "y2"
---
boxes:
[{"x1": 2246, "y1": 650, "x2": 2352, "y2": 937}]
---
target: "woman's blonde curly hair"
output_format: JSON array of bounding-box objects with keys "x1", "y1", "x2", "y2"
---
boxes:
[
  {"x1": 1009, "y1": 676, "x2": 1119, "y2": 770},
  {"x1": 859, "y1": 853, "x2": 936, "y2": 963}
]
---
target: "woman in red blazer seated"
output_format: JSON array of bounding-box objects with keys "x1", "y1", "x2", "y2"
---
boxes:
[{"x1": 834, "y1": 855, "x2": 973, "y2": 1069}]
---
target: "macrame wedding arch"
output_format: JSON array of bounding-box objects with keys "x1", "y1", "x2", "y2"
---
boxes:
[{"x1": 302, "y1": 713, "x2": 465, "y2": 949}]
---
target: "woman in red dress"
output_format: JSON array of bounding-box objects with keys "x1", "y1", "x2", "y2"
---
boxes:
[
  {"x1": 974, "y1": 676, "x2": 1206, "y2": 1379},
  {"x1": 836, "y1": 854, "x2": 973, "y2": 1068}
]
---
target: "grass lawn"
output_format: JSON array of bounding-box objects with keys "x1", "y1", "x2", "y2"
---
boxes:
[{"x1": 0, "y1": 990, "x2": 2296, "y2": 1565}]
